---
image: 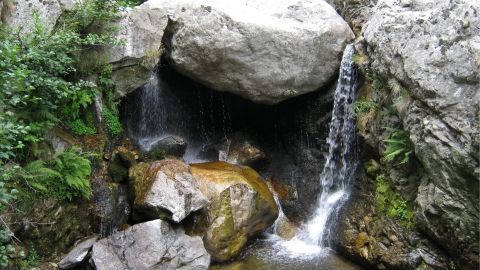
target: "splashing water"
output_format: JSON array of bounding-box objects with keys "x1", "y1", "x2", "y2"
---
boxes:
[{"x1": 275, "y1": 44, "x2": 359, "y2": 257}]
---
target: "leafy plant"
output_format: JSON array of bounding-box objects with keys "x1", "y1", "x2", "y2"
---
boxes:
[
  {"x1": 376, "y1": 174, "x2": 414, "y2": 228},
  {"x1": 353, "y1": 99, "x2": 378, "y2": 115},
  {"x1": 102, "y1": 107, "x2": 122, "y2": 137},
  {"x1": 383, "y1": 128, "x2": 413, "y2": 165},
  {"x1": 67, "y1": 119, "x2": 97, "y2": 136},
  {"x1": 23, "y1": 149, "x2": 93, "y2": 201},
  {"x1": 26, "y1": 247, "x2": 39, "y2": 267}
]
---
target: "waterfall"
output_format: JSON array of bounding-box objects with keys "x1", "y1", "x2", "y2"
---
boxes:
[{"x1": 276, "y1": 44, "x2": 359, "y2": 256}]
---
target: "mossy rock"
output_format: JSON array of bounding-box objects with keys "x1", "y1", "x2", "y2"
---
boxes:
[{"x1": 190, "y1": 162, "x2": 278, "y2": 262}]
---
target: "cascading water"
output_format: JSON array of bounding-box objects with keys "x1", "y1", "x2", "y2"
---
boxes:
[{"x1": 275, "y1": 44, "x2": 359, "y2": 256}]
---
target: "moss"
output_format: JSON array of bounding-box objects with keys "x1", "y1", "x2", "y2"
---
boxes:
[
  {"x1": 190, "y1": 162, "x2": 277, "y2": 213},
  {"x1": 129, "y1": 162, "x2": 152, "y2": 203},
  {"x1": 376, "y1": 174, "x2": 414, "y2": 229}
]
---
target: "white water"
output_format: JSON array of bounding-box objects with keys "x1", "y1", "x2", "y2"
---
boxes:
[{"x1": 273, "y1": 44, "x2": 359, "y2": 257}]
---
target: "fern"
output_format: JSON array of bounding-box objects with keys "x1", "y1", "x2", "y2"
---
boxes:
[
  {"x1": 23, "y1": 149, "x2": 92, "y2": 201},
  {"x1": 383, "y1": 128, "x2": 413, "y2": 165}
]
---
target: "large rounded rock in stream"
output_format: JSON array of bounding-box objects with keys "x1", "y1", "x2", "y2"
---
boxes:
[
  {"x1": 129, "y1": 159, "x2": 209, "y2": 223},
  {"x1": 189, "y1": 162, "x2": 279, "y2": 262},
  {"x1": 163, "y1": 0, "x2": 354, "y2": 104},
  {"x1": 91, "y1": 219, "x2": 210, "y2": 270}
]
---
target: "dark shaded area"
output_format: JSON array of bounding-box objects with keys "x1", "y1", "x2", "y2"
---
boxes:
[{"x1": 121, "y1": 64, "x2": 336, "y2": 221}]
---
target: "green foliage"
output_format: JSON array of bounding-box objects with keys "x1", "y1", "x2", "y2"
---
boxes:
[
  {"x1": 117, "y1": 0, "x2": 145, "y2": 7},
  {"x1": 376, "y1": 174, "x2": 414, "y2": 228},
  {"x1": 384, "y1": 128, "x2": 413, "y2": 166},
  {"x1": 66, "y1": 110, "x2": 97, "y2": 136},
  {"x1": 370, "y1": 73, "x2": 388, "y2": 92},
  {"x1": 25, "y1": 247, "x2": 39, "y2": 267},
  {"x1": 23, "y1": 149, "x2": 93, "y2": 201},
  {"x1": 353, "y1": 99, "x2": 379, "y2": 115},
  {"x1": 0, "y1": 166, "x2": 19, "y2": 268},
  {"x1": 99, "y1": 66, "x2": 122, "y2": 137},
  {"x1": 102, "y1": 107, "x2": 122, "y2": 137},
  {"x1": 0, "y1": 7, "x2": 117, "y2": 163},
  {"x1": 0, "y1": 230, "x2": 15, "y2": 268}
]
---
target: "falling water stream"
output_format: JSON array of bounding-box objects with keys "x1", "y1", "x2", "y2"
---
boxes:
[
  {"x1": 208, "y1": 44, "x2": 361, "y2": 270},
  {"x1": 277, "y1": 43, "x2": 359, "y2": 255}
]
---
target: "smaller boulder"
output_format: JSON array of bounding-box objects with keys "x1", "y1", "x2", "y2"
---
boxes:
[
  {"x1": 59, "y1": 235, "x2": 98, "y2": 269},
  {"x1": 144, "y1": 135, "x2": 187, "y2": 158},
  {"x1": 91, "y1": 219, "x2": 210, "y2": 270},
  {"x1": 129, "y1": 159, "x2": 209, "y2": 222}
]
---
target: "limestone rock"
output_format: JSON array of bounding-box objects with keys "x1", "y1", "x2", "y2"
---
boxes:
[
  {"x1": 129, "y1": 159, "x2": 209, "y2": 222},
  {"x1": 190, "y1": 162, "x2": 278, "y2": 262},
  {"x1": 91, "y1": 219, "x2": 210, "y2": 270},
  {"x1": 59, "y1": 235, "x2": 98, "y2": 269},
  {"x1": 363, "y1": 0, "x2": 479, "y2": 267},
  {"x1": 165, "y1": 0, "x2": 354, "y2": 104},
  {"x1": 109, "y1": 3, "x2": 170, "y2": 97},
  {"x1": 1, "y1": 0, "x2": 73, "y2": 35}
]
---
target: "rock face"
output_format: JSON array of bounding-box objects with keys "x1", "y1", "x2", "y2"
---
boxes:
[
  {"x1": 1, "y1": 0, "x2": 73, "y2": 34},
  {"x1": 109, "y1": 4, "x2": 170, "y2": 97},
  {"x1": 129, "y1": 159, "x2": 209, "y2": 222},
  {"x1": 332, "y1": 171, "x2": 448, "y2": 270},
  {"x1": 91, "y1": 219, "x2": 210, "y2": 270},
  {"x1": 189, "y1": 162, "x2": 278, "y2": 262},
  {"x1": 165, "y1": 0, "x2": 354, "y2": 104},
  {"x1": 363, "y1": 0, "x2": 479, "y2": 267}
]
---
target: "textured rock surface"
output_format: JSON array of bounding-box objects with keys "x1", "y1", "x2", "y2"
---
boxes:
[
  {"x1": 165, "y1": 0, "x2": 354, "y2": 104},
  {"x1": 332, "y1": 170, "x2": 449, "y2": 270},
  {"x1": 189, "y1": 162, "x2": 278, "y2": 262},
  {"x1": 91, "y1": 219, "x2": 210, "y2": 270},
  {"x1": 363, "y1": 0, "x2": 479, "y2": 267},
  {"x1": 129, "y1": 159, "x2": 209, "y2": 222},
  {"x1": 1, "y1": 0, "x2": 73, "y2": 34},
  {"x1": 59, "y1": 235, "x2": 98, "y2": 269},
  {"x1": 145, "y1": 135, "x2": 188, "y2": 157},
  {"x1": 109, "y1": 3, "x2": 170, "y2": 97}
]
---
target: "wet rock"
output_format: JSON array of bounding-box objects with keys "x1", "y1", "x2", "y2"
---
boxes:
[
  {"x1": 226, "y1": 138, "x2": 266, "y2": 166},
  {"x1": 91, "y1": 219, "x2": 210, "y2": 270},
  {"x1": 145, "y1": 135, "x2": 187, "y2": 158},
  {"x1": 189, "y1": 162, "x2": 278, "y2": 262},
  {"x1": 165, "y1": 0, "x2": 354, "y2": 104},
  {"x1": 331, "y1": 171, "x2": 449, "y2": 270},
  {"x1": 91, "y1": 179, "x2": 131, "y2": 236},
  {"x1": 363, "y1": 0, "x2": 479, "y2": 267},
  {"x1": 129, "y1": 159, "x2": 209, "y2": 223},
  {"x1": 108, "y1": 146, "x2": 140, "y2": 183},
  {"x1": 59, "y1": 235, "x2": 98, "y2": 269},
  {"x1": 109, "y1": 3, "x2": 170, "y2": 97}
]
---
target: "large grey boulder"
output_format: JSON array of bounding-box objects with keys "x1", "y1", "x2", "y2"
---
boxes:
[
  {"x1": 363, "y1": 0, "x2": 479, "y2": 267},
  {"x1": 1, "y1": 0, "x2": 73, "y2": 34},
  {"x1": 91, "y1": 219, "x2": 210, "y2": 270},
  {"x1": 164, "y1": 0, "x2": 354, "y2": 104},
  {"x1": 129, "y1": 159, "x2": 209, "y2": 223}
]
